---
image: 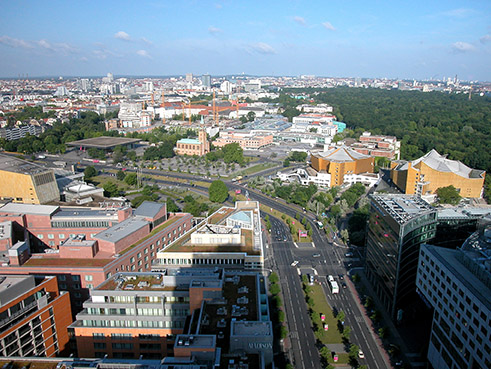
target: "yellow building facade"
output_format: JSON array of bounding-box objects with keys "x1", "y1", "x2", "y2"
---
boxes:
[
  {"x1": 0, "y1": 155, "x2": 60, "y2": 204},
  {"x1": 310, "y1": 147, "x2": 374, "y2": 187},
  {"x1": 390, "y1": 150, "x2": 485, "y2": 197}
]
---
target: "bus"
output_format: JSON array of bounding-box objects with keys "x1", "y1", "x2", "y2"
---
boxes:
[
  {"x1": 330, "y1": 281, "x2": 339, "y2": 294},
  {"x1": 316, "y1": 221, "x2": 323, "y2": 229}
]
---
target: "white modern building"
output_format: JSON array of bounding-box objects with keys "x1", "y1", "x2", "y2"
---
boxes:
[{"x1": 416, "y1": 221, "x2": 491, "y2": 369}]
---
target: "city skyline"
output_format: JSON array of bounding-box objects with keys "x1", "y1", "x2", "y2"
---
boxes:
[{"x1": 1, "y1": 0, "x2": 491, "y2": 81}]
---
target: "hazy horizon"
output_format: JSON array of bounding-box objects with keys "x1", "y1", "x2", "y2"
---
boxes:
[{"x1": 1, "y1": 0, "x2": 490, "y2": 81}]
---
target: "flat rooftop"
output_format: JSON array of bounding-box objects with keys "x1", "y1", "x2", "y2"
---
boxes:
[
  {"x1": 0, "y1": 221, "x2": 12, "y2": 240},
  {"x1": 231, "y1": 320, "x2": 273, "y2": 336},
  {"x1": 175, "y1": 334, "x2": 215, "y2": 348},
  {"x1": 0, "y1": 203, "x2": 59, "y2": 216},
  {"x1": 97, "y1": 273, "x2": 172, "y2": 291},
  {"x1": 53, "y1": 207, "x2": 123, "y2": 220},
  {"x1": 371, "y1": 194, "x2": 435, "y2": 224},
  {"x1": 66, "y1": 136, "x2": 141, "y2": 149},
  {"x1": 0, "y1": 154, "x2": 53, "y2": 175},
  {"x1": 0, "y1": 275, "x2": 36, "y2": 305},
  {"x1": 94, "y1": 217, "x2": 149, "y2": 243}
]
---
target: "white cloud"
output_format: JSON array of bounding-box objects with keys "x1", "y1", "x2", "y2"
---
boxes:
[
  {"x1": 141, "y1": 37, "x2": 153, "y2": 45},
  {"x1": 93, "y1": 48, "x2": 122, "y2": 59},
  {"x1": 38, "y1": 39, "x2": 54, "y2": 51},
  {"x1": 294, "y1": 16, "x2": 306, "y2": 26},
  {"x1": 208, "y1": 26, "x2": 222, "y2": 35},
  {"x1": 442, "y1": 8, "x2": 474, "y2": 18},
  {"x1": 0, "y1": 35, "x2": 33, "y2": 49},
  {"x1": 114, "y1": 31, "x2": 131, "y2": 41},
  {"x1": 322, "y1": 22, "x2": 336, "y2": 31},
  {"x1": 480, "y1": 34, "x2": 491, "y2": 44},
  {"x1": 136, "y1": 49, "x2": 151, "y2": 58},
  {"x1": 451, "y1": 41, "x2": 476, "y2": 53},
  {"x1": 249, "y1": 42, "x2": 276, "y2": 55}
]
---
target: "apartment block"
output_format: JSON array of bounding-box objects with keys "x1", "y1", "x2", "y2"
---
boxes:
[
  {"x1": 71, "y1": 268, "x2": 272, "y2": 365},
  {"x1": 0, "y1": 275, "x2": 72, "y2": 357}
]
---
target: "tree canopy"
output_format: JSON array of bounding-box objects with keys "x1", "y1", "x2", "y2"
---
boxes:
[
  {"x1": 208, "y1": 180, "x2": 228, "y2": 203},
  {"x1": 436, "y1": 185, "x2": 462, "y2": 205}
]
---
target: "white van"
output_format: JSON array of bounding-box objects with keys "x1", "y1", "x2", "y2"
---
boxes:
[{"x1": 328, "y1": 275, "x2": 335, "y2": 282}]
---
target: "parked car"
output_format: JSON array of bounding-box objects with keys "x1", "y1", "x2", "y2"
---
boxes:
[{"x1": 358, "y1": 350, "x2": 365, "y2": 359}]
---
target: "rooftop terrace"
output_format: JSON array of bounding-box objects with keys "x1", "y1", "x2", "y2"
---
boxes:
[{"x1": 372, "y1": 194, "x2": 435, "y2": 225}]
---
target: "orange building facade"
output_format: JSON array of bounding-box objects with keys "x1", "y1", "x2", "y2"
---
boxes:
[
  {"x1": 0, "y1": 275, "x2": 72, "y2": 357},
  {"x1": 390, "y1": 150, "x2": 485, "y2": 197},
  {"x1": 310, "y1": 146, "x2": 374, "y2": 187}
]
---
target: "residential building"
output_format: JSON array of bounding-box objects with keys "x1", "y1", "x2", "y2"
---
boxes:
[
  {"x1": 295, "y1": 103, "x2": 333, "y2": 113},
  {"x1": 0, "y1": 201, "x2": 192, "y2": 312},
  {"x1": 0, "y1": 124, "x2": 44, "y2": 141},
  {"x1": 213, "y1": 131, "x2": 273, "y2": 150},
  {"x1": 357, "y1": 132, "x2": 401, "y2": 159},
  {"x1": 390, "y1": 149, "x2": 485, "y2": 197},
  {"x1": 310, "y1": 146, "x2": 375, "y2": 188},
  {"x1": 153, "y1": 201, "x2": 264, "y2": 270},
  {"x1": 71, "y1": 268, "x2": 272, "y2": 365},
  {"x1": 292, "y1": 113, "x2": 336, "y2": 125},
  {"x1": 416, "y1": 221, "x2": 491, "y2": 369},
  {"x1": 0, "y1": 274, "x2": 72, "y2": 357},
  {"x1": 365, "y1": 194, "x2": 437, "y2": 319},
  {"x1": 0, "y1": 154, "x2": 60, "y2": 204}
]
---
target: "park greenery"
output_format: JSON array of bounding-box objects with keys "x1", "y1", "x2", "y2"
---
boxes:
[
  {"x1": 206, "y1": 142, "x2": 246, "y2": 165},
  {"x1": 436, "y1": 185, "x2": 462, "y2": 205},
  {"x1": 208, "y1": 180, "x2": 228, "y2": 203}
]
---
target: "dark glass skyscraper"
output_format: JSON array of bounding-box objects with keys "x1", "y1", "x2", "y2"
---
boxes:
[{"x1": 365, "y1": 195, "x2": 437, "y2": 320}]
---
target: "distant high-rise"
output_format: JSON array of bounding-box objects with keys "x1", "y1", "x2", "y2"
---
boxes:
[
  {"x1": 80, "y1": 78, "x2": 90, "y2": 92},
  {"x1": 201, "y1": 74, "x2": 211, "y2": 88},
  {"x1": 186, "y1": 73, "x2": 193, "y2": 83}
]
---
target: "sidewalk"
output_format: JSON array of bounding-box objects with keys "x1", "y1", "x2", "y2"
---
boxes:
[{"x1": 345, "y1": 270, "x2": 394, "y2": 369}]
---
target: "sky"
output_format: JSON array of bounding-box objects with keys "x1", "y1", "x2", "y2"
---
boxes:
[{"x1": 1, "y1": 0, "x2": 490, "y2": 81}]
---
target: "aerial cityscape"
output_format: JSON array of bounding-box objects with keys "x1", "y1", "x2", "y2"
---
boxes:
[{"x1": 0, "y1": 1, "x2": 490, "y2": 369}]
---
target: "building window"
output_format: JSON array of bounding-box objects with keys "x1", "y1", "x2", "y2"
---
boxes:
[
  {"x1": 49, "y1": 241, "x2": 55, "y2": 246},
  {"x1": 58, "y1": 275, "x2": 66, "y2": 281},
  {"x1": 37, "y1": 234, "x2": 44, "y2": 239},
  {"x1": 85, "y1": 275, "x2": 93, "y2": 282},
  {"x1": 59, "y1": 234, "x2": 65, "y2": 239},
  {"x1": 48, "y1": 234, "x2": 54, "y2": 239},
  {"x1": 72, "y1": 275, "x2": 80, "y2": 282}
]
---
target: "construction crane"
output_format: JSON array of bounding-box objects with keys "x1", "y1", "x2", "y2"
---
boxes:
[{"x1": 160, "y1": 90, "x2": 166, "y2": 124}]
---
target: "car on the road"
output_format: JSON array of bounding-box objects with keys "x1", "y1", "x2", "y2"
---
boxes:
[
  {"x1": 291, "y1": 260, "x2": 299, "y2": 267},
  {"x1": 345, "y1": 252, "x2": 353, "y2": 257},
  {"x1": 312, "y1": 253, "x2": 321, "y2": 258},
  {"x1": 341, "y1": 282, "x2": 347, "y2": 289},
  {"x1": 338, "y1": 274, "x2": 344, "y2": 280},
  {"x1": 358, "y1": 350, "x2": 365, "y2": 359}
]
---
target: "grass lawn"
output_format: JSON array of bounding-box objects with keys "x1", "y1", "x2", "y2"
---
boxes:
[
  {"x1": 259, "y1": 204, "x2": 312, "y2": 243},
  {"x1": 327, "y1": 352, "x2": 350, "y2": 365},
  {"x1": 90, "y1": 175, "x2": 130, "y2": 190},
  {"x1": 238, "y1": 162, "x2": 275, "y2": 176},
  {"x1": 308, "y1": 284, "x2": 343, "y2": 344}
]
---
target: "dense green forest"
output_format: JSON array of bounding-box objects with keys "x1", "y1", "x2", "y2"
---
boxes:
[{"x1": 283, "y1": 87, "x2": 491, "y2": 174}]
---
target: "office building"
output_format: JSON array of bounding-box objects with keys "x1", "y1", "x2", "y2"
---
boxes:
[
  {"x1": 0, "y1": 274, "x2": 72, "y2": 357},
  {"x1": 213, "y1": 131, "x2": 274, "y2": 150},
  {"x1": 71, "y1": 268, "x2": 272, "y2": 365},
  {"x1": 0, "y1": 154, "x2": 59, "y2": 204},
  {"x1": 0, "y1": 201, "x2": 192, "y2": 312},
  {"x1": 201, "y1": 74, "x2": 211, "y2": 88},
  {"x1": 416, "y1": 220, "x2": 491, "y2": 369},
  {"x1": 365, "y1": 194, "x2": 437, "y2": 319},
  {"x1": 390, "y1": 149, "x2": 485, "y2": 197},
  {"x1": 153, "y1": 201, "x2": 264, "y2": 270},
  {"x1": 310, "y1": 146, "x2": 375, "y2": 188}
]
